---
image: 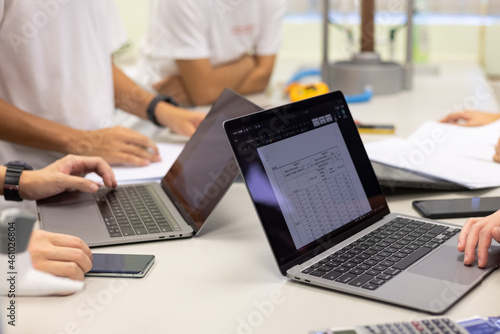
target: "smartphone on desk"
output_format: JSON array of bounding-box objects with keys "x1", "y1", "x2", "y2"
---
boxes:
[
  {"x1": 412, "y1": 196, "x2": 500, "y2": 219},
  {"x1": 85, "y1": 253, "x2": 155, "y2": 278}
]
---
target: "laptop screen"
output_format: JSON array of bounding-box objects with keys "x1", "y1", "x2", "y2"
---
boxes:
[
  {"x1": 161, "y1": 89, "x2": 262, "y2": 231},
  {"x1": 224, "y1": 91, "x2": 389, "y2": 272}
]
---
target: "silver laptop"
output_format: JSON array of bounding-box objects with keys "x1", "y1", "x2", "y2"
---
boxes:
[
  {"x1": 37, "y1": 89, "x2": 262, "y2": 247},
  {"x1": 223, "y1": 91, "x2": 500, "y2": 314}
]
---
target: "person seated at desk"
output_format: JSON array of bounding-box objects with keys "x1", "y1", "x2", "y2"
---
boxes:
[
  {"x1": 138, "y1": 0, "x2": 288, "y2": 106},
  {"x1": 0, "y1": 0, "x2": 206, "y2": 171},
  {"x1": 1, "y1": 155, "x2": 116, "y2": 281}
]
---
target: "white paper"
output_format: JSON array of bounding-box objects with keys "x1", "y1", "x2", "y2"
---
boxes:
[
  {"x1": 365, "y1": 120, "x2": 500, "y2": 189},
  {"x1": 86, "y1": 142, "x2": 184, "y2": 184}
]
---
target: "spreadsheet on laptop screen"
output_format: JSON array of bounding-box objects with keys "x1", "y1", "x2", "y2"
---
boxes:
[{"x1": 257, "y1": 122, "x2": 371, "y2": 249}]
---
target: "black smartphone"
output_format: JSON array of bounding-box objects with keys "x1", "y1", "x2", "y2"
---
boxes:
[
  {"x1": 85, "y1": 253, "x2": 155, "y2": 278},
  {"x1": 412, "y1": 197, "x2": 500, "y2": 219}
]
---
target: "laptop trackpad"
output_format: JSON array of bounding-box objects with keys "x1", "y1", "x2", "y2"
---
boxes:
[
  {"x1": 39, "y1": 198, "x2": 103, "y2": 240},
  {"x1": 409, "y1": 245, "x2": 500, "y2": 285}
]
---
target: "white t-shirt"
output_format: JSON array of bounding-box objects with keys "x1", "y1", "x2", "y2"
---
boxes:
[
  {"x1": 0, "y1": 0, "x2": 127, "y2": 169},
  {"x1": 138, "y1": 0, "x2": 288, "y2": 87}
]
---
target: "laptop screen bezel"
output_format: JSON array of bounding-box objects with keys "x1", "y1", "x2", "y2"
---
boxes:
[{"x1": 224, "y1": 91, "x2": 390, "y2": 275}]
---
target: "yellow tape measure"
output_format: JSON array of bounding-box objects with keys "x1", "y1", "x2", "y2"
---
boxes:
[{"x1": 287, "y1": 82, "x2": 329, "y2": 102}]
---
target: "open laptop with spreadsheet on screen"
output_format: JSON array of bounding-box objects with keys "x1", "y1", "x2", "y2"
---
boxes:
[
  {"x1": 37, "y1": 89, "x2": 262, "y2": 247},
  {"x1": 223, "y1": 91, "x2": 500, "y2": 314}
]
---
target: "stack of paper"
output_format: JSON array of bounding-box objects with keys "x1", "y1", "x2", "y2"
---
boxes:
[
  {"x1": 87, "y1": 142, "x2": 184, "y2": 184},
  {"x1": 365, "y1": 120, "x2": 500, "y2": 189}
]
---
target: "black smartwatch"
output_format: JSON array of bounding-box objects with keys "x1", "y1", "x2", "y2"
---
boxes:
[
  {"x1": 4, "y1": 161, "x2": 33, "y2": 202},
  {"x1": 147, "y1": 94, "x2": 179, "y2": 127}
]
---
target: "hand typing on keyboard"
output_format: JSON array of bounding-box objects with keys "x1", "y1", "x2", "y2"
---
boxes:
[
  {"x1": 458, "y1": 209, "x2": 500, "y2": 268},
  {"x1": 16, "y1": 155, "x2": 117, "y2": 200}
]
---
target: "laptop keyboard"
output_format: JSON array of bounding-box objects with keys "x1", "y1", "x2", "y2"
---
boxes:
[
  {"x1": 300, "y1": 217, "x2": 461, "y2": 290},
  {"x1": 95, "y1": 185, "x2": 181, "y2": 238}
]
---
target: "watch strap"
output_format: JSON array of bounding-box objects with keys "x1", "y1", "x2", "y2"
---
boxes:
[
  {"x1": 147, "y1": 94, "x2": 179, "y2": 127},
  {"x1": 4, "y1": 161, "x2": 32, "y2": 202}
]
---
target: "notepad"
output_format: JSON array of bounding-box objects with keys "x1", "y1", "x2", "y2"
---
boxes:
[{"x1": 86, "y1": 142, "x2": 184, "y2": 184}]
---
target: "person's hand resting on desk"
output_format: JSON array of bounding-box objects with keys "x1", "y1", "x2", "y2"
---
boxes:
[
  {"x1": 68, "y1": 104, "x2": 205, "y2": 167},
  {"x1": 440, "y1": 110, "x2": 500, "y2": 127},
  {"x1": 153, "y1": 100, "x2": 205, "y2": 136},
  {"x1": 71, "y1": 126, "x2": 162, "y2": 167},
  {"x1": 458, "y1": 210, "x2": 500, "y2": 268},
  {"x1": 28, "y1": 230, "x2": 93, "y2": 281},
  {"x1": 1, "y1": 155, "x2": 117, "y2": 281},
  {"x1": 66, "y1": 105, "x2": 205, "y2": 166}
]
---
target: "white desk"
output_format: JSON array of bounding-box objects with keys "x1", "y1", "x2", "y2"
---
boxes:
[{"x1": 3, "y1": 62, "x2": 500, "y2": 334}]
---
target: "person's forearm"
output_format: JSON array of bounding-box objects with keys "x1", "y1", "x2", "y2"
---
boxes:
[
  {"x1": 113, "y1": 64, "x2": 191, "y2": 126},
  {"x1": 177, "y1": 55, "x2": 255, "y2": 106},
  {"x1": 0, "y1": 99, "x2": 81, "y2": 154},
  {"x1": 112, "y1": 63, "x2": 155, "y2": 119},
  {"x1": 113, "y1": 63, "x2": 202, "y2": 135},
  {"x1": 234, "y1": 55, "x2": 276, "y2": 95}
]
